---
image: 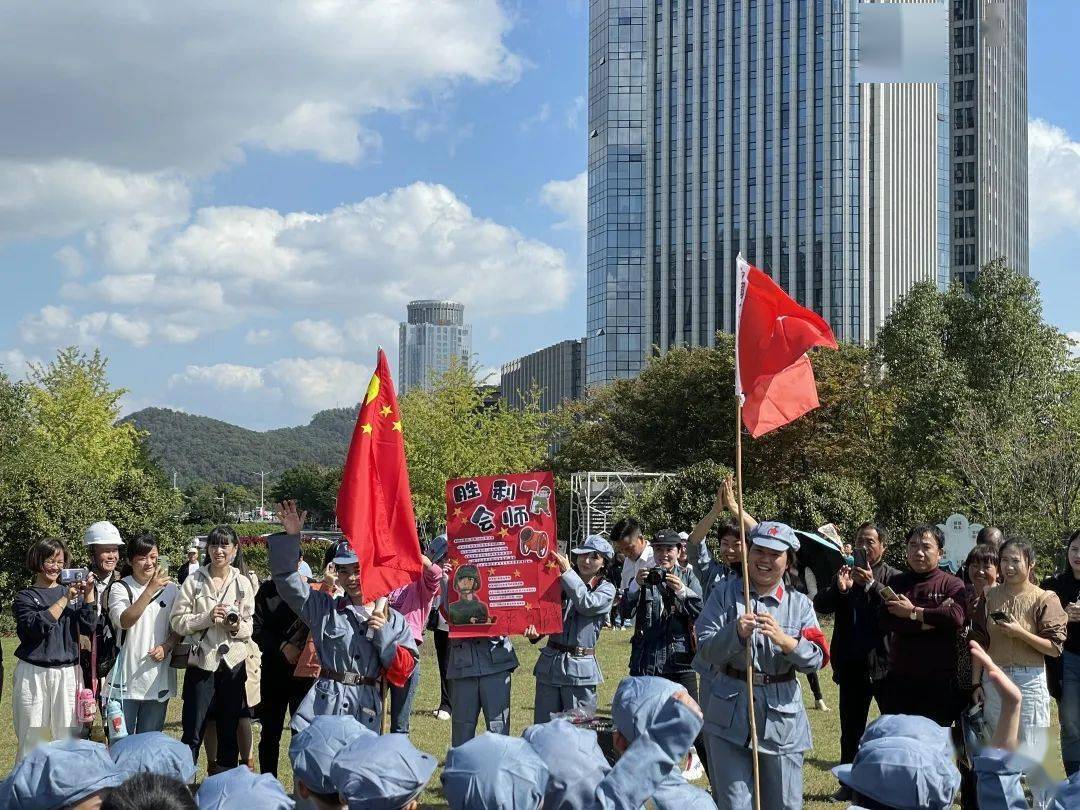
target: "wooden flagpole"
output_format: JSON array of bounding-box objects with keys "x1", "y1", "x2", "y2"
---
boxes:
[{"x1": 736, "y1": 400, "x2": 762, "y2": 810}]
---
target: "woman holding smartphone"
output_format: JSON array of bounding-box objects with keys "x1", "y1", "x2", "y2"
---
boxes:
[
  {"x1": 1042, "y1": 529, "x2": 1080, "y2": 775},
  {"x1": 975, "y1": 538, "x2": 1066, "y2": 761},
  {"x1": 12, "y1": 537, "x2": 98, "y2": 761},
  {"x1": 107, "y1": 533, "x2": 181, "y2": 734}
]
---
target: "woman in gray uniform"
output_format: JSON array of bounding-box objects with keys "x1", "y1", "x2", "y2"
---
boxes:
[{"x1": 526, "y1": 534, "x2": 617, "y2": 723}]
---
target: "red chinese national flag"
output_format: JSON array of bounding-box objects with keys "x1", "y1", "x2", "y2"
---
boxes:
[
  {"x1": 735, "y1": 254, "x2": 838, "y2": 438},
  {"x1": 336, "y1": 349, "x2": 422, "y2": 599}
]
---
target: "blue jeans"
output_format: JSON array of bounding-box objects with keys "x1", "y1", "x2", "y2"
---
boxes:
[
  {"x1": 1061, "y1": 650, "x2": 1080, "y2": 775},
  {"x1": 122, "y1": 699, "x2": 169, "y2": 735},
  {"x1": 389, "y1": 658, "x2": 421, "y2": 734}
]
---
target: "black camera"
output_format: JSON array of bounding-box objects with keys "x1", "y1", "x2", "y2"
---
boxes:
[
  {"x1": 225, "y1": 608, "x2": 240, "y2": 625},
  {"x1": 645, "y1": 567, "x2": 668, "y2": 586}
]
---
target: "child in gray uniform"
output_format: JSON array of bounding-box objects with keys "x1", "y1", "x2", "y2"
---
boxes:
[{"x1": 525, "y1": 534, "x2": 616, "y2": 723}]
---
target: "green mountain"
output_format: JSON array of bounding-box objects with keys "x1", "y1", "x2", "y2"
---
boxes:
[{"x1": 123, "y1": 406, "x2": 359, "y2": 485}]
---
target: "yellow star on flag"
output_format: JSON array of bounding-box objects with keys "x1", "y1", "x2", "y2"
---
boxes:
[
  {"x1": 380, "y1": 405, "x2": 392, "y2": 417},
  {"x1": 392, "y1": 421, "x2": 403, "y2": 432},
  {"x1": 361, "y1": 423, "x2": 373, "y2": 434}
]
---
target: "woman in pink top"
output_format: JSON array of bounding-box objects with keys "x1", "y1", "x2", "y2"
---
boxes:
[{"x1": 387, "y1": 545, "x2": 443, "y2": 733}]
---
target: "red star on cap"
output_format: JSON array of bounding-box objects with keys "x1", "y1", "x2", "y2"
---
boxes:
[{"x1": 768, "y1": 526, "x2": 779, "y2": 536}]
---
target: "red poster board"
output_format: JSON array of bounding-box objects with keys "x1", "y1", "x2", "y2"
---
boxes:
[{"x1": 444, "y1": 471, "x2": 563, "y2": 639}]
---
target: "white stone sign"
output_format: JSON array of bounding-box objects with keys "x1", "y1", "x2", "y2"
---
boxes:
[{"x1": 937, "y1": 513, "x2": 984, "y2": 568}]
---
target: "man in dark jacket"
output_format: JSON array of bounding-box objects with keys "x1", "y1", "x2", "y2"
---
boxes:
[
  {"x1": 629, "y1": 530, "x2": 707, "y2": 775},
  {"x1": 814, "y1": 522, "x2": 900, "y2": 801}
]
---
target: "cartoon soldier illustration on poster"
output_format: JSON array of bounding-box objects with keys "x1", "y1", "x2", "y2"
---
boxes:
[{"x1": 448, "y1": 565, "x2": 491, "y2": 625}]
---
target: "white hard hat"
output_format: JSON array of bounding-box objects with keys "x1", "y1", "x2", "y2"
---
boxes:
[{"x1": 83, "y1": 521, "x2": 122, "y2": 547}]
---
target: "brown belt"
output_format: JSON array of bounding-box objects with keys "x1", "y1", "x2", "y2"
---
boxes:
[
  {"x1": 549, "y1": 641, "x2": 596, "y2": 657},
  {"x1": 724, "y1": 665, "x2": 796, "y2": 686},
  {"x1": 321, "y1": 669, "x2": 380, "y2": 686}
]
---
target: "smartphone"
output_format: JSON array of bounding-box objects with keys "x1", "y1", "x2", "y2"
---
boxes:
[
  {"x1": 852, "y1": 547, "x2": 869, "y2": 571},
  {"x1": 60, "y1": 567, "x2": 89, "y2": 585},
  {"x1": 990, "y1": 610, "x2": 1010, "y2": 623},
  {"x1": 879, "y1": 585, "x2": 899, "y2": 602}
]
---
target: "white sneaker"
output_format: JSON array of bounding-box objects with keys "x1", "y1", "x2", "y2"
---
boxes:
[
  {"x1": 682, "y1": 749, "x2": 705, "y2": 781},
  {"x1": 815, "y1": 698, "x2": 830, "y2": 712},
  {"x1": 435, "y1": 709, "x2": 451, "y2": 721}
]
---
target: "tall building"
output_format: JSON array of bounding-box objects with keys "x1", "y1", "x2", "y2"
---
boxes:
[
  {"x1": 587, "y1": 0, "x2": 952, "y2": 384},
  {"x1": 500, "y1": 339, "x2": 585, "y2": 412},
  {"x1": 949, "y1": 0, "x2": 1028, "y2": 287},
  {"x1": 586, "y1": 0, "x2": 647, "y2": 387},
  {"x1": 397, "y1": 300, "x2": 472, "y2": 394}
]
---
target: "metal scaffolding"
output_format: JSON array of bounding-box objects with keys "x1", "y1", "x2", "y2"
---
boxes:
[{"x1": 569, "y1": 471, "x2": 673, "y2": 544}]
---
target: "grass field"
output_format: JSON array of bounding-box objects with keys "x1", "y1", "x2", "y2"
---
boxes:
[{"x1": 0, "y1": 629, "x2": 1066, "y2": 807}]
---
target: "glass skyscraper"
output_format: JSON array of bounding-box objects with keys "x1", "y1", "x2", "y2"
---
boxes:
[
  {"x1": 587, "y1": 0, "x2": 951, "y2": 383},
  {"x1": 586, "y1": 0, "x2": 647, "y2": 387},
  {"x1": 949, "y1": 0, "x2": 1028, "y2": 287}
]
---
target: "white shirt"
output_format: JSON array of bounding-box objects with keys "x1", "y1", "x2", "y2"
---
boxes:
[
  {"x1": 619, "y1": 545, "x2": 656, "y2": 594},
  {"x1": 107, "y1": 577, "x2": 179, "y2": 702},
  {"x1": 185, "y1": 562, "x2": 199, "y2": 578}
]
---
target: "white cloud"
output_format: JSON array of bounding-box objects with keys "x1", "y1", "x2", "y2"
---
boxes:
[
  {"x1": 169, "y1": 356, "x2": 370, "y2": 415},
  {"x1": 19, "y1": 305, "x2": 152, "y2": 348},
  {"x1": 81, "y1": 183, "x2": 570, "y2": 327},
  {"x1": 0, "y1": 3, "x2": 522, "y2": 243},
  {"x1": 565, "y1": 95, "x2": 586, "y2": 130},
  {"x1": 245, "y1": 329, "x2": 274, "y2": 346},
  {"x1": 0, "y1": 348, "x2": 41, "y2": 379},
  {"x1": 540, "y1": 171, "x2": 588, "y2": 234},
  {"x1": 521, "y1": 102, "x2": 552, "y2": 131},
  {"x1": 265, "y1": 357, "x2": 371, "y2": 413},
  {"x1": 169, "y1": 363, "x2": 265, "y2": 394},
  {"x1": 292, "y1": 319, "x2": 346, "y2": 354},
  {"x1": 0, "y1": 2, "x2": 521, "y2": 175},
  {"x1": 0, "y1": 160, "x2": 189, "y2": 242},
  {"x1": 1029, "y1": 118, "x2": 1080, "y2": 244}
]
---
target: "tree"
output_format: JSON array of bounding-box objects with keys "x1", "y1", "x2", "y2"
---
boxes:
[
  {"x1": 401, "y1": 362, "x2": 549, "y2": 536},
  {"x1": 0, "y1": 348, "x2": 184, "y2": 601},
  {"x1": 269, "y1": 463, "x2": 341, "y2": 528}
]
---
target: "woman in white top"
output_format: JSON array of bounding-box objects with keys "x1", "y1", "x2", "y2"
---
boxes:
[
  {"x1": 107, "y1": 533, "x2": 181, "y2": 735},
  {"x1": 170, "y1": 525, "x2": 255, "y2": 773}
]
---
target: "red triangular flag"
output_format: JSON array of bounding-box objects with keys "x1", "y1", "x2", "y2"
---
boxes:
[
  {"x1": 735, "y1": 255, "x2": 838, "y2": 437},
  {"x1": 336, "y1": 349, "x2": 422, "y2": 599}
]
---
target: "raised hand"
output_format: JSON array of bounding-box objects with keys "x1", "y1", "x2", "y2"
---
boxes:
[{"x1": 275, "y1": 500, "x2": 308, "y2": 535}]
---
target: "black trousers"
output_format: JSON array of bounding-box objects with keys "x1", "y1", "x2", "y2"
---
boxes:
[
  {"x1": 804, "y1": 671, "x2": 823, "y2": 702},
  {"x1": 257, "y1": 667, "x2": 314, "y2": 777},
  {"x1": 836, "y1": 675, "x2": 881, "y2": 765},
  {"x1": 662, "y1": 670, "x2": 710, "y2": 783},
  {"x1": 877, "y1": 672, "x2": 958, "y2": 728},
  {"x1": 182, "y1": 661, "x2": 247, "y2": 769},
  {"x1": 434, "y1": 628, "x2": 452, "y2": 712}
]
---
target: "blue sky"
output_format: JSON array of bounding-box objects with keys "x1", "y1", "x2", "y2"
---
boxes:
[{"x1": 0, "y1": 0, "x2": 1076, "y2": 430}]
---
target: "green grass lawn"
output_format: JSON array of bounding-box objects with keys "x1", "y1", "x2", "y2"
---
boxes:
[{"x1": 0, "y1": 630, "x2": 1066, "y2": 807}]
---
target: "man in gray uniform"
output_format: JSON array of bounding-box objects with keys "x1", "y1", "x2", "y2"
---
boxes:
[
  {"x1": 269, "y1": 500, "x2": 417, "y2": 734},
  {"x1": 445, "y1": 630, "x2": 519, "y2": 746}
]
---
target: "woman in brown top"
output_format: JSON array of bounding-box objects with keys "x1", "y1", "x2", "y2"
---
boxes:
[{"x1": 973, "y1": 537, "x2": 1067, "y2": 761}]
